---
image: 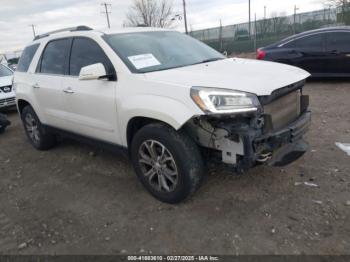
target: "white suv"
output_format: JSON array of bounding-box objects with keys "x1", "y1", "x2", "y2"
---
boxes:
[{"x1": 14, "y1": 26, "x2": 311, "y2": 203}]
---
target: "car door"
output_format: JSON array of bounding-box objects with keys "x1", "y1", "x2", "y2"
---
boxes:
[
  {"x1": 62, "y1": 37, "x2": 119, "y2": 143},
  {"x1": 291, "y1": 33, "x2": 326, "y2": 75},
  {"x1": 32, "y1": 38, "x2": 71, "y2": 128},
  {"x1": 325, "y1": 31, "x2": 350, "y2": 75}
]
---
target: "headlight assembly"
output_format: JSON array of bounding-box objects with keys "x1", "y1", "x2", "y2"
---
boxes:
[{"x1": 190, "y1": 87, "x2": 261, "y2": 114}]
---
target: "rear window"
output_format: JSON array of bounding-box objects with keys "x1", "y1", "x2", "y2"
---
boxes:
[{"x1": 17, "y1": 44, "x2": 40, "y2": 72}]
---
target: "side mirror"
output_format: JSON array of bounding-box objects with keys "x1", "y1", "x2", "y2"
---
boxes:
[{"x1": 79, "y1": 63, "x2": 109, "y2": 81}]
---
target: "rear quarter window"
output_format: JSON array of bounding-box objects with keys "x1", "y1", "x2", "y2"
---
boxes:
[
  {"x1": 17, "y1": 44, "x2": 40, "y2": 72},
  {"x1": 282, "y1": 41, "x2": 296, "y2": 48}
]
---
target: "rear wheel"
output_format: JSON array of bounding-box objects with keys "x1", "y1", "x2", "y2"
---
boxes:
[
  {"x1": 21, "y1": 105, "x2": 56, "y2": 150},
  {"x1": 131, "y1": 123, "x2": 204, "y2": 204}
]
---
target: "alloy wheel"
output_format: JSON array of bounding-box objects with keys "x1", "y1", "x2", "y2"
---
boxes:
[
  {"x1": 24, "y1": 113, "x2": 40, "y2": 144},
  {"x1": 138, "y1": 140, "x2": 179, "y2": 193}
]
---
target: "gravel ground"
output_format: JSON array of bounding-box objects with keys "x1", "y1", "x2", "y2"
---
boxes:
[{"x1": 0, "y1": 80, "x2": 349, "y2": 255}]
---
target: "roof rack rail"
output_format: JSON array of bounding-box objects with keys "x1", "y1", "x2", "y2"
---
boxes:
[{"x1": 33, "y1": 26, "x2": 93, "y2": 41}]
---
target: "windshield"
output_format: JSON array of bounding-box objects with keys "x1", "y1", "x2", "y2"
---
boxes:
[
  {"x1": 103, "y1": 31, "x2": 224, "y2": 73},
  {"x1": 0, "y1": 64, "x2": 13, "y2": 77}
]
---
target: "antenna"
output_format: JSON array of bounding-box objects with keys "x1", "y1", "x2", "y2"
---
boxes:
[{"x1": 30, "y1": 24, "x2": 36, "y2": 37}]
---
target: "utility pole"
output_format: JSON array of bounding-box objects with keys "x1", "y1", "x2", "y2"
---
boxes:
[
  {"x1": 293, "y1": 5, "x2": 299, "y2": 34},
  {"x1": 263, "y1": 5, "x2": 267, "y2": 37},
  {"x1": 219, "y1": 19, "x2": 223, "y2": 52},
  {"x1": 101, "y1": 2, "x2": 111, "y2": 29},
  {"x1": 248, "y1": 0, "x2": 251, "y2": 37},
  {"x1": 254, "y1": 13, "x2": 257, "y2": 53},
  {"x1": 30, "y1": 24, "x2": 36, "y2": 38},
  {"x1": 183, "y1": 0, "x2": 188, "y2": 34}
]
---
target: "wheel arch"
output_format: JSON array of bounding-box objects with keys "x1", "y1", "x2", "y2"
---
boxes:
[
  {"x1": 17, "y1": 99, "x2": 32, "y2": 115},
  {"x1": 126, "y1": 116, "x2": 173, "y2": 149},
  {"x1": 121, "y1": 95, "x2": 202, "y2": 148}
]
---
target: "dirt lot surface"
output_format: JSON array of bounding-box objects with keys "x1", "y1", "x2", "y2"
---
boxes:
[{"x1": 0, "y1": 81, "x2": 350, "y2": 255}]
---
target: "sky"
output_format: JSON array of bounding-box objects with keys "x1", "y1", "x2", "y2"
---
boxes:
[{"x1": 0, "y1": 0, "x2": 325, "y2": 54}]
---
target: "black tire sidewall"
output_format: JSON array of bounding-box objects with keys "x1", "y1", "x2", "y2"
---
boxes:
[
  {"x1": 21, "y1": 106, "x2": 55, "y2": 150},
  {"x1": 131, "y1": 124, "x2": 203, "y2": 204}
]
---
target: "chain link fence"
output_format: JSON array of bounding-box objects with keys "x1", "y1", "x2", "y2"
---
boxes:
[{"x1": 190, "y1": 6, "x2": 350, "y2": 54}]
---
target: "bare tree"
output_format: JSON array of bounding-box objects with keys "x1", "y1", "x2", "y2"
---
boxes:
[
  {"x1": 125, "y1": 0, "x2": 174, "y2": 28},
  {"x1": 326, "y1": 0, "x2": 350, "y2": 7},
  {"x1": 270, "y1": 12, "x2": 288, "y2": 34},
  {"x1": 325, "y1": 0, "x2": 350, "y2": 23}
]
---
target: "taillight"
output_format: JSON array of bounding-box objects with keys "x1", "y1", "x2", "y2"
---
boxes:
[{"x1": 256, "y1": 49, "x2": 266, "y2": 60}]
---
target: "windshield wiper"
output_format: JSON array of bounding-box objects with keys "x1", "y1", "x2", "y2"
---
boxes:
[{"x1": 191, "y1": 57, "x2": 225, "y2": 65}]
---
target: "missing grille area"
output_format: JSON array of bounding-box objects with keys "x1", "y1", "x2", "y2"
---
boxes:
[{"x1": 263, "y1": 90, "x2": 301, "y2": 131}]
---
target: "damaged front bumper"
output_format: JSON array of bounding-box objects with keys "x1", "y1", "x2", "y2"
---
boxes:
[
  {"x1": 185, "y1": 86, "x2": 311, "y2": 173},
  {"x1": 247, "y1": 111, "x2": 311, "y2": 168},
  {"x1": 212, "y1": 111, "x2": 311, "y2": 172}
]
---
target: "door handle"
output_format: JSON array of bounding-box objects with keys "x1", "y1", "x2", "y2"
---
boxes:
[
  {"x1": 63, "y1": 87, "x2": 75, "y2": 94},
  {"x1": 32, "y1": 83, "x2": 40, "y2": 89}
]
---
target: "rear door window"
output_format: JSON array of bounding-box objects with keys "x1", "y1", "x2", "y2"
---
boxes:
[
  {"x1": 69, "y1": 37, "x2": 114, "y2": 76},
  {"x1": 326, "y1": 32, "x2": 350, "y2": 52},
  {"x1": 17, "y1": 44, "x2": 40, "y2": 72},
  {"x1": 293, "y1": 34, "x2": 325, "y2": 51},
  {"x1": 39, "y1": 38, "x2": 71, "y2": 75}
]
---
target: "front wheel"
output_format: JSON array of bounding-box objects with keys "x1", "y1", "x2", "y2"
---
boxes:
[
  {"x1": 131, "y1": 123, "x2": 204, "y2": 204},
  {"x1": 21, "y1": 105, "x2": 56, "y2": 150}
]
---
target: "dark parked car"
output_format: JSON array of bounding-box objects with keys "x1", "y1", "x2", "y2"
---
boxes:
[{"x1": 257, "y1": 27, "x2": 350, "y2": 77}]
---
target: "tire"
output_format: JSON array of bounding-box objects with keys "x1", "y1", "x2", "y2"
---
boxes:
[
  {"x1": 0, "y1": 127, "x2": 5, "y2": 134},
  {"x1": 21, "y1": 105, "x2": 56, "y2": 150},
  {"x1": 131, "y1": 123, "x2": 204, "y2": 204}
]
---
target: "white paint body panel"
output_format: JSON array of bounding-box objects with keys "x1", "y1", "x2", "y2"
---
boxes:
[
  {"x1": 0, "y1": 75, "x2": 13, "y2": 88},
  {"x1": 14, "y1": 28, "x2": 310, "y2": 148},
  {"x1": 146, "y1": 58, "x2": 310, "y2": 96}
]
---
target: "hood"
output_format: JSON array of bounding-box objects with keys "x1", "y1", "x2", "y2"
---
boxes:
[
  {"x1": 0, "y1": 76, "x2": 13, "y2": 87},
  {"x1": 145, "y1": 58, "x2": 310, "y2": 96}
]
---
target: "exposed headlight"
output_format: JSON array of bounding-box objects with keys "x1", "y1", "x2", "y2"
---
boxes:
[{"x1": 190, "y1": 87, "x2": 261, "y2": 114}]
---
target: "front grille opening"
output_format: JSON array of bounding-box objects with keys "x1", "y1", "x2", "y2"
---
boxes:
[
  {"x1": 263, "y1": 90, "x2": 301, "y2": 131},
  {"x1": 0, "y1": 97, "x2": 16, "y2": 106}
]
